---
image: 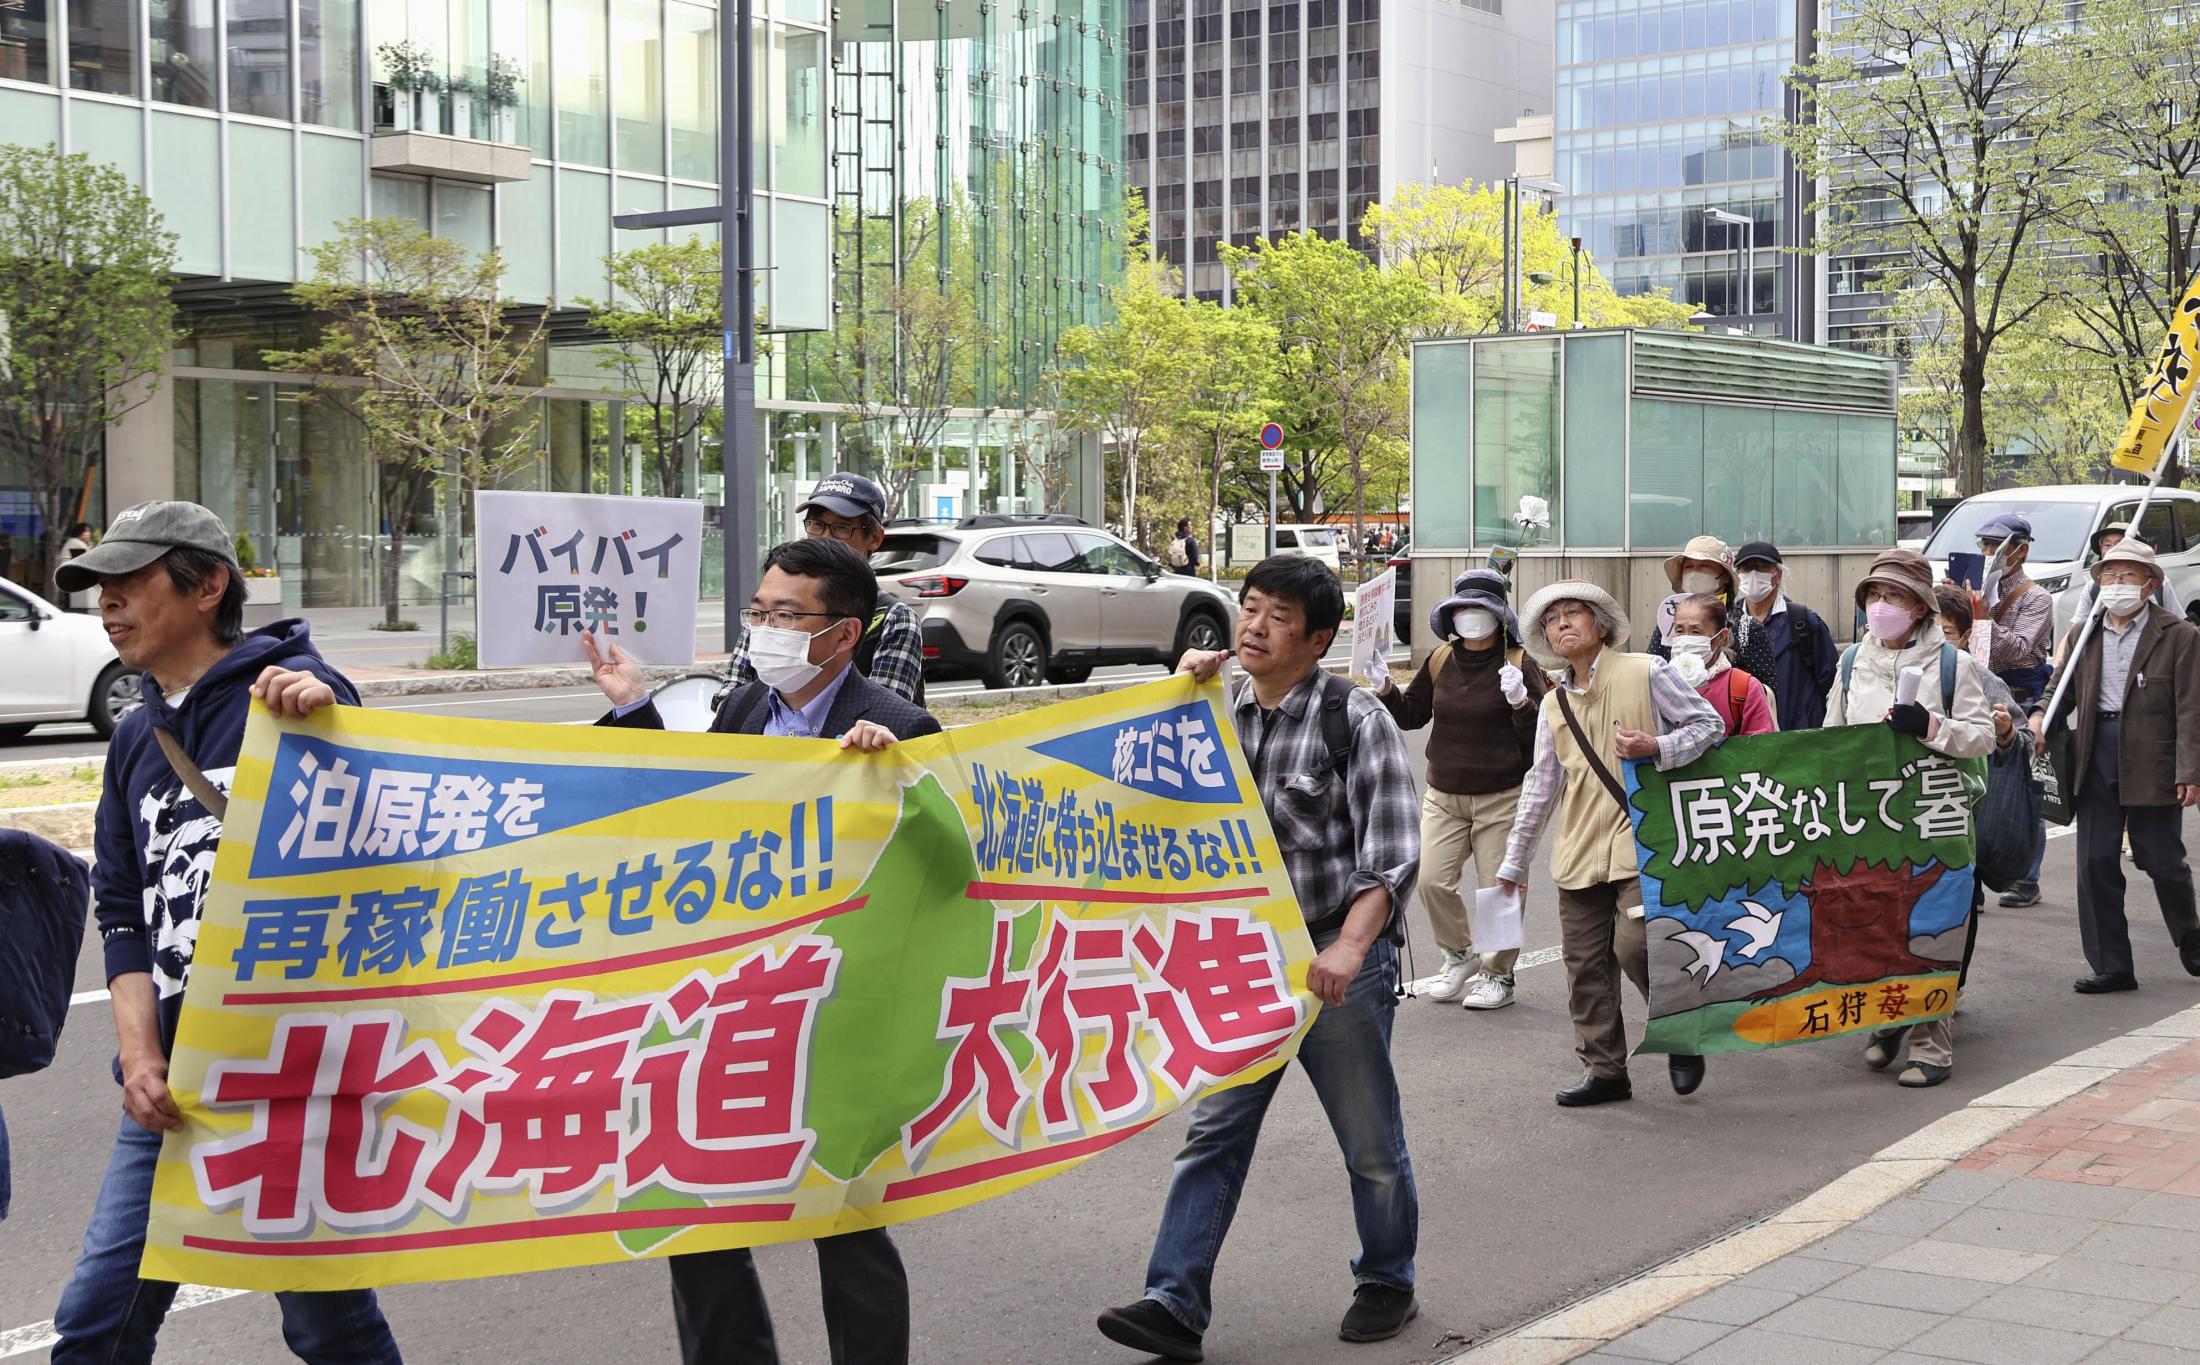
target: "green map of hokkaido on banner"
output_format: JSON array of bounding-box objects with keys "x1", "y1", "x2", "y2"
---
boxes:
[{"x1": 1625, "y1": 727, "x2": 1982, "y2": 1055}]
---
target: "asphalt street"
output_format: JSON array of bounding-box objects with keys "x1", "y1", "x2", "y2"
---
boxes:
[{"x1": 4, "y1": 719, "x2": 2199, "y2": 1364}]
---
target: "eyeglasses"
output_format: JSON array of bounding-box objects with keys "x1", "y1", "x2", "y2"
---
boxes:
[
  {"x1": 2098, "y1": 569, "x2": 2154, "y2": 586},
  {"x1": 804, "y1": 517, "x2": 871, "y2": 542},
  {"x1": 740, "y1": 608, "x2": 845, "y2": 630}
]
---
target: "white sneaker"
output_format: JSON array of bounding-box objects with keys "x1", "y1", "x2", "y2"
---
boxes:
[
  {"x1": 1462, "y1": 973, "x2": 1516, "y2": 1010},
  {"x1": 1424, "y1": 956, "x2": 1477, "y2": 1003}
]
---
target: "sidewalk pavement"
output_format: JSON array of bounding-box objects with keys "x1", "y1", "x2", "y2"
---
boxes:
[{"x1": 1451, "y1": 1004, "x2": 2200, "y2": 1365}]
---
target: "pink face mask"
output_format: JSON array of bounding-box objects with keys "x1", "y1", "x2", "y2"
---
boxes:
[{"x1": 1865, "y1": 601, "x2": 1916, "y2": 642}]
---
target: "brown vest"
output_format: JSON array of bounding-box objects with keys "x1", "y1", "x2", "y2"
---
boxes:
[{"x1": 1541, "y1": 647, "x2": 1657, "y2": 890}]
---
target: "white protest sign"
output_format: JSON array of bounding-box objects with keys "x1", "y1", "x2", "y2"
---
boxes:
[
  {"x1": 475, "y1": 490, "x2": 704, "y2": 668},
  {"x1": 1351, "y1": 567, "x2": 1396, "y2": 685},
  {"x1": 1471, "y1": 883, "x2": 1525, "y2": 953}
]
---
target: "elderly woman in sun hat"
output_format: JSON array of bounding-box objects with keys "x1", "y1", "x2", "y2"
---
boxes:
[
  {"x1": 1648, "y1": 534, "x2": 1778, "y2": 692},
  {"x1": 1825, "y1": 547, "x2": 1997, "y2": 1089},
  {"x1": 1377, "y1": 569, "x2": 1548, "y2": 1010},
  {"x1": 1495, "y1": 579, "x2": 1723, "y2": 1109}
]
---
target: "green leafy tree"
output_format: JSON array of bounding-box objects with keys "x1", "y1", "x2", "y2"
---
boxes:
[
  {"x1": 269, "y1": 217, "x2": 546, "y2": 627},
  {"x1": 2031, "y1": 0, "x2": 2200, "y2": 458},
  {"x1": 1170, "y1": 300, "x2": 1279, "y2": 577},
  {"x1": 1774, "y1": 0, "x2": 2094, "y2": 496},
  {"x1": 1221, "y1": 231, "x2": 1438, "y2": 555},
  {"x1": 1055, "y1": 195, "x2": 1201, "y2": 548},
  {"x1": 1361, "y1": 181, "x2": 1695, "y2": 335},
  {"x1": 580, "y1": 238, "x2": 724, "y2": 499},
  {"x1": 0, "y1": 144, "x2": 176, "y2": 592}
]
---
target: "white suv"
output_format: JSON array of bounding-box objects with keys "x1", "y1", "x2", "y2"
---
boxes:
[
  {"x1": 872, "y1": 515, "x2": 1237, "y2": 688},
  {"x1": 1922, "y1": 486, "x2": 2200, "y2": 637},
  {"x1": 0, "y1": 576, "x2": 141, "y2": 739}
]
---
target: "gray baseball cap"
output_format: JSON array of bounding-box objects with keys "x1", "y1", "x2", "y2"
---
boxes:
[{"x1": 54, "y1": 500, "x2": 239, "y2": 595}]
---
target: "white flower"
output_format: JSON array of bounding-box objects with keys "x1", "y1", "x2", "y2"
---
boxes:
[
  {"x1": 1515, "y1": 494, "x2": 1551, "y2": 529},
  {"x1": 1670, "y1": 651, "x2": 1709, "y2": 689}
]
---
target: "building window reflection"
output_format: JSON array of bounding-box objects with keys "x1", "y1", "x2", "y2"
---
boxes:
[
  {"x1": 299, "y1": 0, "x2": 360, "y2": 125},
  {"x1": 554, "y1": 0, "x2": 608, "y2": 163},
  {"x1": 226, "y1": 0, "x2": 291, "y2": 117},
  {"x1": 67, "y1": 0, "x2": 138, "y2": 94},
  {"x1": 614, "y1": 0, "x2": 662, "y2": 172},
  {"x1": 149, "y1": 0, "x2": 217, "y2": 106},
  {"x1": 667, "y1": 0, "x2": 714, "y2": 179},
  {"x1": 0, "y1": 0, "x2": 52, "y2": 85}
]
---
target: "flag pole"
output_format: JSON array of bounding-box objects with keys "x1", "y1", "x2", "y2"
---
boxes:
[{"x1": 2036, "y1": 408, "x2": 2189, "y2": 732}]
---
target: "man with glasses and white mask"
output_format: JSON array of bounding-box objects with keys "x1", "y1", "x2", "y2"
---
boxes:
[
  {"x1": 580, "y1": 535, "x2": 937, "y2": 1364},
  {"x1": 725, "y1": 472, "x2": 926, "y2": 704}
]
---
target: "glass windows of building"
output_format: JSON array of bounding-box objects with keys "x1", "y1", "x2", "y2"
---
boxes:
[
  {"x1": 770, "y1": 26, "x2": 823, "y2": 198},
  {"x1": 67, "y1": 0, "x2": 139, "y2": 94},
  {"x1": 1554, "y1": 0, "x2": 1794, "y2": 331},
  {"x1": 0, "y1": 0, "x2": 51, "y2": 84},
  {"x1": 149, "y1": 0, "x2": 218, "y2": 107},
  {"x1": 227, "y1": 0, "x2": 292, "y2": 117},
  {"x1": 614, "y1": 0, "x2": 662, "y2": 172},
  {"x1": 666, "y1": 0, "x2": 713, "y2": 178},
  {"x1": 554, "y1": 0, "x2": 608, "y2": 162},
  {"x1": 300, "y1": 0, "x2": 360, "y2": 126}
]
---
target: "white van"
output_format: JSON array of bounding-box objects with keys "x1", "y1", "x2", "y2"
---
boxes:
[
  {"x1": 1270, "y1": 524, "x2": 1343, "y2": 571},
  {"x1": 1921, "y1": 485, "x2": 2200, "y2": 637}
]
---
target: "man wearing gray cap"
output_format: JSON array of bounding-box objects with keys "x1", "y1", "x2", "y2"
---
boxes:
[
  {"x1": 1973, "y1": 514, "x2": 2054, "y2": 908},
  {"x1": 46, "y1": 501, "x2": 403, "y2": 1363}
]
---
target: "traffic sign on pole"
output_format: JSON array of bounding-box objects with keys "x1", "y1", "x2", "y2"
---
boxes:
[{"x1": 1259, "y1": 422, "x2": 1284, "y2": 449}]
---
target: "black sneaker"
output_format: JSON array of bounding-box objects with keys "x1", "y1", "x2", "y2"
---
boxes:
[
  {"x1": 1555, "y1": 1073, "x2": 1633, "y2": 1107},
  {"x1": 1097, "y1": 1299, "x2": 1204, "y2": 1361},
  {"x1": 1339, "y1": 1285, "x2": 1419, "y2": 1343},
  {"x1": 1999, "y1": 884, "x2": 2042, "y2": 908}
]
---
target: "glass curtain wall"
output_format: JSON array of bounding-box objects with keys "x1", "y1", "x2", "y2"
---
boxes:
[
  {"x1": 1553, "y1": 0, "x2": 1792, "y2": 328},
  {"x1": 780, "y1": 0, "x2": 1124, "y2": 515},
  {"x1": 149, "y1": 0, "x2": 218, "y2": 105},
  {"x1": 0, "y1": 0, "x2": 51, "y2": 83}
]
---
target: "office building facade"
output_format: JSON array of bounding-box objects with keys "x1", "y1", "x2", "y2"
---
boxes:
[
  {"x1": 1122, "y1": 0, "x2": 1551, "y2": 300},
  {"x1": 1551, "y1": 0, "x2": 1818, "y2": 340},
  {"x1": 0, "y1": 0, "x2": 1122, "y2": 606}
]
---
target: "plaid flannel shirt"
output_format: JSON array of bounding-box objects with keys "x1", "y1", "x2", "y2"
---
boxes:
[
  {"x1": 1498, "y1": 652, "x2": 1722, "y2": 885},
  {"x1": 726, "y1": 592, "x2": 926, "y2": 704},
  {"x1": 1229, "y1": 669, "x2": 1420, "y2": 930}
]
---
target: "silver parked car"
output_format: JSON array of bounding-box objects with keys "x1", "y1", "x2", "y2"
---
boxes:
[
  {"x1": 1921, "y1": 485, "x2": 2200, "y2": 637},
  {"x1": 872, "y1": 514, "x2": 1237, "y2": 688}
]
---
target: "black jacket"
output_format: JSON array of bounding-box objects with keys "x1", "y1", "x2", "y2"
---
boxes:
[{"x1": 600, "y1": 666, "x2": 943, "y2": 742}]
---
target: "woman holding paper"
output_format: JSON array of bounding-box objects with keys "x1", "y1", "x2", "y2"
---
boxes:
[
  {"x1": 1823, "y1": 549, "x2": 1996, "y2": 1088},
  {"x1": 1377, "y1": 568, "x2": 1545, "y2": 1009}
]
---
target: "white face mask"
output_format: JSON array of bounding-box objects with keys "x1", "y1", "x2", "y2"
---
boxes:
[
  {"x1": 750, "y1": 621, "x2": 843, "y2": 694},
  {"x1": 1738, "y1": 570, "x2": 1776, "y2": 604},
  {"x1": 1453, "y1": 607, "x2": 1498, "y2": 640},
  {"x1": 1681, "y1": 570, "x2": 1723, "y2": 595},
  {"x1": 1668, "y1": 634, "x2": 1718, "y2": 662},
  {"x1": 2099, "y1": 583, "x2": 2147, "y2": 617}
]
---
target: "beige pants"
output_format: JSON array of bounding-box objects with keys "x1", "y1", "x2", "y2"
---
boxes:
[
  {"x1": 1419, "y1": 787, "x2": 1523, "y2": 975},
  {"x1": 1558, "y1": 879, "x2": 1650, "y2": 1079}
]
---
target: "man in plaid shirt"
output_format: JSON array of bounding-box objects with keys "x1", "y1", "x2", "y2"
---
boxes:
[
  {"x1": 1098, "y1": 555, "x2": 1422, "y2": 1362},
  {"x1": 725, "y1": 473, "x2": 925, "y2": 704}
]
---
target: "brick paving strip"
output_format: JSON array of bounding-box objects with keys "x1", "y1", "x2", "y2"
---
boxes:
[{"x1": 1447, "y1": 1003, "x2": 2200, "y2": 1364}]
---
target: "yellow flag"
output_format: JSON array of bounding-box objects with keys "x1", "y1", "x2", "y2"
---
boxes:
[{"x1": 2113, "y1": 276, "x2": 2200, "y2": 474}]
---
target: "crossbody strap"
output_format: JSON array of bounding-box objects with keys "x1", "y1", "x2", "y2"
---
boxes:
[
  {"x1": 153, "y1": 725, "x2": 228, "y2": 821},
  {"x1": 1553, "y1": 687, "x2": 1632, "y2": 816}
]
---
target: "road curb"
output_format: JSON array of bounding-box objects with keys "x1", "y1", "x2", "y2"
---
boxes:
[{"x1": 1436, "y1": 1000, "x2": 2200, "y2": 1364}]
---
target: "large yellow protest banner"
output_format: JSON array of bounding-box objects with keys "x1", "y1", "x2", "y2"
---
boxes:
[
  {"x1": 2112, "y1": 274, "x2": 2200, "y2": 474},
  {"x1": 142, "y1": 677, "x2": 1313, "y2": 1292}
]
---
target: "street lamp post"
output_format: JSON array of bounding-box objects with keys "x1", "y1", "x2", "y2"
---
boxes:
[
  {"x1": 1570, "y1": 235, "x2": 1583, "y2": 328},
  {"x1": 1707, "y1": 207, "x2": 1753, "y2": 328},
  {"x1": 612, "y1": 0, "x2": 757, "y2": 650},
  {"x1": 1504, "y1": 174, "x2": 1567, "y2": 331}
]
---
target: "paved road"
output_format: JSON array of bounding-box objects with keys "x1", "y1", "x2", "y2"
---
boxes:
[{"x1": 5, "y1": 720, "x2": 2199, "y2": 1363}]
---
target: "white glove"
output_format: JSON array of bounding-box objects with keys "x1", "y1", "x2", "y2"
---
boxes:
[{"x1": 1498, "y1": 661, "x2": 1528, "y2": 707}]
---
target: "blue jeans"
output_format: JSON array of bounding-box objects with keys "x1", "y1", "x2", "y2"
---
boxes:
[
  {"x1": 1140, "y1": 938, "x2": 1416, "y2": 1333},
  {"x1": 52, "y1": 1112, "x2": 402, "y2": 1365}
]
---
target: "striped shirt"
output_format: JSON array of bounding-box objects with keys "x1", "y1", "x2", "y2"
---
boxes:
[
  {"x1": 2097, "y1": 614, "x2": 2146, "y2": 715},
  {"x1": 1498, "y1": 654, "x2": 1723, "y2": 884}
]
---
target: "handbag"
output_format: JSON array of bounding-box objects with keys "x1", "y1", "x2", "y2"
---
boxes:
[
  {"x1": 2035, "y1": 722, "x2": 2077, "y2": 826},
  {"x1": 1974, "y1": 738, "x2": 2040, "y2": 891}
]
